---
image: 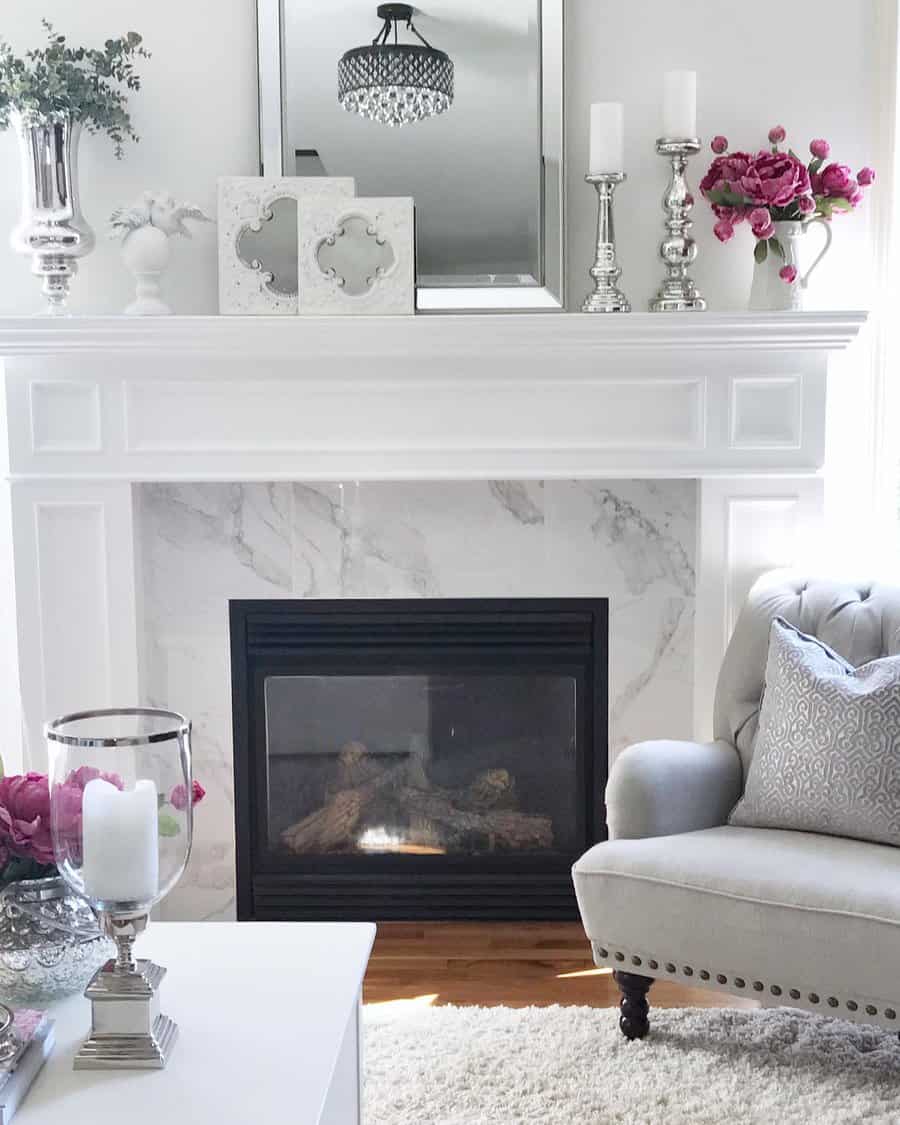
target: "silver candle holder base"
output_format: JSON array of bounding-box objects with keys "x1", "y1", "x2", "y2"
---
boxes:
[
  {"x1": 582, "y1": 173, "x2": 631, "y2": 313},
  {"x1": 650, "y1": 138, "x2": 706, "y2": 312},
  {"x1": 74, "y1": 912, "x2": 177, "y2": 1071}
]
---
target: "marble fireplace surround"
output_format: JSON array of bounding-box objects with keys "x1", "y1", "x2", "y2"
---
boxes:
[{"x1": 0, "y1": 312, "x2": 865, "y2": 920}]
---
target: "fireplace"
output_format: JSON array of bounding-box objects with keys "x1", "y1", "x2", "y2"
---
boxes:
[{"x1": 230, "y1": 598, "x2": 608, "y2": 920}]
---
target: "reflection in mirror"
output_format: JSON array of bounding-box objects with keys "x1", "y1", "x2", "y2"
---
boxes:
[
  {"x1": 236, "y1": 196, "x2": 298, "y2": 295},
  {"x1": 258, "y1": 0, "x2": 565, "y2": 308},
  {"x1": 316, "y1": 216, "x2": 396, "y2": 296}
]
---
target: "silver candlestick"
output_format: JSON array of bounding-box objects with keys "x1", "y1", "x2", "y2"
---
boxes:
[
  {"x1": 582, "y1": 173, "x2": 631, "y2": 313},
  {"x1": 650, "y1": 138, "x2": 706, "y2": 312},
  {"x1": 75, "y1": 911, "x2": 177, "y2": 1070}
]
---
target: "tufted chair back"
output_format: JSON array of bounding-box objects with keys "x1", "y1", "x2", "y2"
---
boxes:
[{"x1": 714, "y1": 570, "x2": 900, "y2": 779}]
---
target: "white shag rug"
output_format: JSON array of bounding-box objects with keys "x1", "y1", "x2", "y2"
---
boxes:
[{"x1": 363, "y1": 1003, "x2": 900, "y2": 1124}]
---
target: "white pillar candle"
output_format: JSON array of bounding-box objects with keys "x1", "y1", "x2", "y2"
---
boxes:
[
  {"x1": 82, "y1": 778, "x2": 159, "y2": 904},
  {"x1": 662, "y1": 70, "x2": 697, "y2": 139},
  {"x1": 589, "y1": 102, "x2": 624, "y2": 174}
]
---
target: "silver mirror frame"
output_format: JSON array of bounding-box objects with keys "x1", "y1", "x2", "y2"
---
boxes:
[{"x1": 256, "y1": 0, "x2": 566, "y2": 312}]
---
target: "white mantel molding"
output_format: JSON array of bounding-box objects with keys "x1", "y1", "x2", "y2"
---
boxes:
[
  {"x1": 0, "y1": 311, "x2": 867, "y2": 483},
  {"x1": 0, "y1": 310, "x2": 867, "y2": 770},
  {"x1": 0, "y1": 310, "x2": 868, "y2": 358}
]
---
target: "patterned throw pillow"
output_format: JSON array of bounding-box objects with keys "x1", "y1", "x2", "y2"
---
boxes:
[{"x1": 729, "y1": 617, "x2": 900, "y2": 845}]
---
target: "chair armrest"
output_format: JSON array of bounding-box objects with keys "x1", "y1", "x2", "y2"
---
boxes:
[{"x1": 606, "y1": 739, "x2": 743, "y2": 840}]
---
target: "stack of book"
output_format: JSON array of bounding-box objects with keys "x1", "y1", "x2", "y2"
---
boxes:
[{"x1": 0, "y1": 1010, "x2": 54, "y2": 1125}]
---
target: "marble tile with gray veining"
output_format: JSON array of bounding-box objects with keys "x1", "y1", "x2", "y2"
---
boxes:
[{"x1": 137, "y1": 478, "x2": 698, "y2": 920}]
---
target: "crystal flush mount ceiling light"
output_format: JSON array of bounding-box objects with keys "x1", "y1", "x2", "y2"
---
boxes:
[{"x1": 338, "y1": 3, "x2": 454, "y2": 127}]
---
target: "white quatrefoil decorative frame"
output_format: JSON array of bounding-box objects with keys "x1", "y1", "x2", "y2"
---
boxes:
[
  {"x1": 298, "y1": 197, "x2": 415, "y2": 316},
  {"x1": 217, "y1": 177, "x2": 355, "y2": 315}
]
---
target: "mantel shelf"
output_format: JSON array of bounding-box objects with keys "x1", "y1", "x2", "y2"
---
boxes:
[{"x1": 0, "y1": 310, "x2": 868, "y2": 359}]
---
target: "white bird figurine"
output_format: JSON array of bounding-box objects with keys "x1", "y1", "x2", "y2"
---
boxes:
[
  {"x1": 108, "y1": 192, "x2": 214, "y2": 315},
  {"x1": 109, "y1": 191, "x2": 213, "y2": 241}
]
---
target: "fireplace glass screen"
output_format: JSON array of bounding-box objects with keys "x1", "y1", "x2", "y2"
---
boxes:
[{"x1": 266, "y1": 673, "x2": 578, "y2": 858}]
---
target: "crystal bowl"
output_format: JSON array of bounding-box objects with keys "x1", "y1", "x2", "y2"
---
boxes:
[{"x1": 0, "y1": 876, "x2": 112, "y2": 1004}]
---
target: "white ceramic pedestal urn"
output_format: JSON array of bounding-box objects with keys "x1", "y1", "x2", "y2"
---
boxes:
[
  {"x1": 749, "y1": 218, "x2": 833, "y2": 311},
  {"x1": 121, "y1": 226, "x2": 174, "y2": 316}
]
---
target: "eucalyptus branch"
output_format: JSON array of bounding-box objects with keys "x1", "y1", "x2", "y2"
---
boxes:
[{"x1": 0, "y1": 21, "x2": 149, "y2": 158}]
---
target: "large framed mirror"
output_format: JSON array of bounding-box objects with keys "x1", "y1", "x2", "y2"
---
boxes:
[{"x1": 257, "y1": 0, "x2": 565, "y2": 311}]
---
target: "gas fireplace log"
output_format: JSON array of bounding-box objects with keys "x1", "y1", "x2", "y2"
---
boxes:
[
  {"x1": 279, "y1": 774, "x2": 553, "y2": 855},
  {"x1": 280, "y1": 790, "x2": 364, "y2": 853}
]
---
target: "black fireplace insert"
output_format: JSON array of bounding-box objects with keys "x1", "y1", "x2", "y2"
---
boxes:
[{"x1": 230, "y1": 598, "x2": 608, "y2": 921}]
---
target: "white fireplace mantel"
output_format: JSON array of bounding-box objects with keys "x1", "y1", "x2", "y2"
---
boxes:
[
  {"x1": 0, "y1": 311, "x2": 867, "y2": 481},
  {"x1": 0, "y1": 310, "x2": 867, "y2": 772}
]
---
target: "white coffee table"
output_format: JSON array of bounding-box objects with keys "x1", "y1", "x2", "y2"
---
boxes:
[{"x1": 15, "y1": 921, "x2": 376, "y2": 1125}]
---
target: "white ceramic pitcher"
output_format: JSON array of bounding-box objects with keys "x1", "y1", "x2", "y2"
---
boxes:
[{"x1": 748, "y1": 218, "x2": 833, "y2": 311}]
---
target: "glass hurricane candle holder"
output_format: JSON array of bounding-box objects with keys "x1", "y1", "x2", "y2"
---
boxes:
[{"x1": 46, "y1": 708, "x2": 192, "y2": 1070}]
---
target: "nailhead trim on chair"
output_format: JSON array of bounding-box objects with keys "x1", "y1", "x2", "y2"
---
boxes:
[{"x1": 591, "y1": 944, "x2": 896, "y2": 1027}]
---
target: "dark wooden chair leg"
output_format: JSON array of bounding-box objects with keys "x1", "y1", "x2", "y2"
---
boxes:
[{"x1": 613, "y1": 970, "x2": 653, "y2": 1040}]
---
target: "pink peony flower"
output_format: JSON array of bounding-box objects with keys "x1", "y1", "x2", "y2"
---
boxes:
[
  {"x1": 701, "y1": 152, "x2": 754, "y2": 196},
  {"x1": 820, "y1": 163, "x2": 853, "y2": 197},
  {"x1": 810, "y1": 139, "x2": 831, "y2": 160},
  {"x1": 169, "y1": 779, "x2": 206, "y2": 812},
  {"x1": 857, "y1": 167, "x2": 876, "y2": 187},
  {"x1": 846, "y1": 180, "x2": 864, "y2": 208},
  {"x1": 67, "y1": 765, "x2": 124, "y2": 792},
  {"x1": 0, "y1": 773, "x2": 54, "y2": 866},
  {"x1": 700, "y1": 152, "x2": 755, "y2": 221},
  {"x1": 710, "y1": 135, "x2": 728, "y2": 155},
  {"x1": 740, "y1": 151, "x2": 811, "y2": 208},
  {"x1": 749, "y1": 207, "x2": 775, "y2": 240},
  {"x1": 713, "y1": 219, "x2": 735, "y2": 243},
  {"x1": 798, "y1": 195, "x2": 816, "y2": 214},
  {"x1": 52, "y1": 781, "x2": 86, "y2": 838},
  {"x1": 779, "y1": 265, "x2": 798, "y2": 284},
  {"x1": 768, "y1": 125, "x2": 786, "y2": 145}
]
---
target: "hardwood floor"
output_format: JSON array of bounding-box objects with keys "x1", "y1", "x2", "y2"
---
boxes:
[{"x1": 364, "y1": 922, "x2": 760, "y2": 1011}]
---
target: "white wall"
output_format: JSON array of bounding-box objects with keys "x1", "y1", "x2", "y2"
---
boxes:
[{"x1": 0, "y1": 0, "x2": 880, "y2": 314}]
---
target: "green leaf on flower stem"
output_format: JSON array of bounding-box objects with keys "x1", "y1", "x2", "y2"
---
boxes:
[
  {"x1": 754, "y1": 240, "x2": 768, "y2": 264},
  {"x1": 158, "y1": 812, "x2": 181, "y2": 837},
  {"x1": 769, "y1": 238, "x2": 785, "y2": 261},
  {"x1": 830, "y1": 197, "x2": 854, "y2": 212},
  {"x1": 809, "y1": 157, "x2": 824, "y2": 176},
  {"x1": 706, "y1": 188, "x2": 746, "y2": 207}
]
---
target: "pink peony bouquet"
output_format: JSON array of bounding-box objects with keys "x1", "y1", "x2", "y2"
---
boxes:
[
  {"x1": 701, "y1": 127, "x2": 874, "y2": 282},
  {"x1": 0, "y1": 768, "x2": 205, "y2": 884}
]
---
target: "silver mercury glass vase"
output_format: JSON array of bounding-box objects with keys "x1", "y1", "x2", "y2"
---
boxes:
[{"x1": 10, "y1": 113, "x2": 96, "y2": 315}]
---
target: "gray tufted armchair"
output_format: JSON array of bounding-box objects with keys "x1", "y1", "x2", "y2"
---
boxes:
[{"x1": 573, "y1": 571, "x2": 900, "y2": 1039}]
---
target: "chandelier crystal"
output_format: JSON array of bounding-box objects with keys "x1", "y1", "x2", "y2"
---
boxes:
[{"x1": 338, "y1": 3, "x2": 454, "y2": 128}]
